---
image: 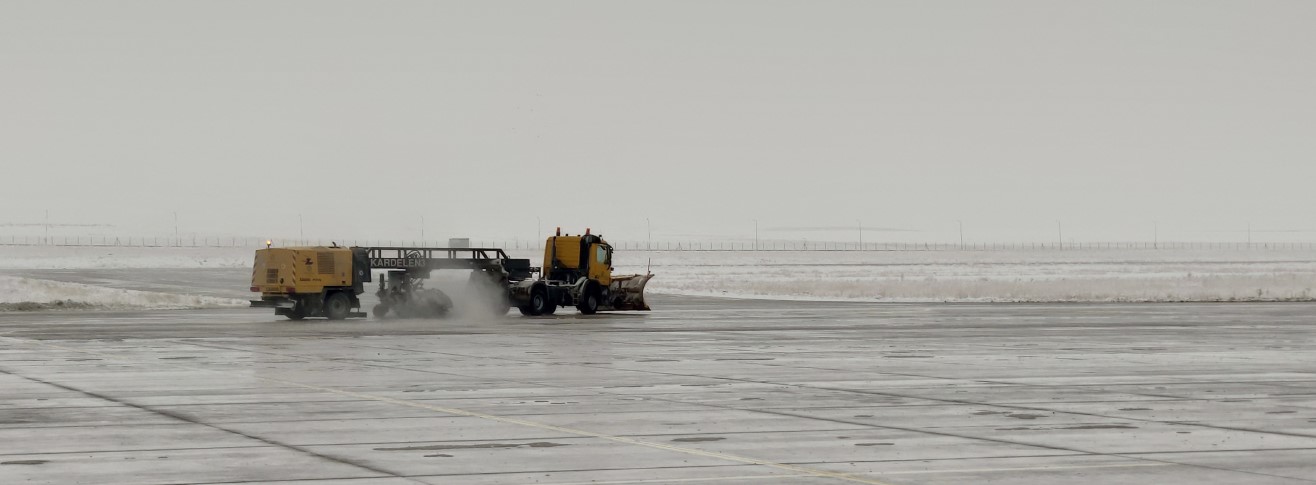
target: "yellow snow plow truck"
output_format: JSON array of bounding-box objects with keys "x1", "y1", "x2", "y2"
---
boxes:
[
  {"x1": 249, "y1": 229, "x2": 650, "y2": 320},
  {"x1": 510, "y1": 228, "x2": 652, "y2": 316}
]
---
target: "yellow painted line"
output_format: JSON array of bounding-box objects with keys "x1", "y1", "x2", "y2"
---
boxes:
[
  {"x1": 880, "y1": 462, "x2": 1173, "y2": 475},
  {"x1": 6, "y1": 338, "x2": 895, "y2": 485}
]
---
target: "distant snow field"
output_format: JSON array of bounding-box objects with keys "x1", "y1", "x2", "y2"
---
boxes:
[
  {"x1": 605, "y1": 249, "x2": 1316, "y2": 303},
  {"x1": 1, "y1": 245, "x2": 1314, "y2": 307},
  {"x1": 0, "y1": 246, "x2": 252, "y2": 310},
  {"x1": 0, "y1": 245, "x2": 252, "y2": 269},
  {"x1": 0, "y1": 275, "x2": 246, "y2": 311}
]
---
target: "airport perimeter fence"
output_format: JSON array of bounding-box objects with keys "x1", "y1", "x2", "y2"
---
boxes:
[{"x1": 1, "y1": 234, "x2": 1315, "y2": 252}]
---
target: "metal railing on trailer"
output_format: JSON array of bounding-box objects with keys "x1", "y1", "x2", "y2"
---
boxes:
[{"x1": 363, "y1": 247, "x2": 537, "y2": 278}]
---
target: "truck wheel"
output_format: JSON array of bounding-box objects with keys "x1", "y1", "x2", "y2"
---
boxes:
[
  {"x1": 528, "y1": 288, "x2": 553, "y2": 316},
  {"x1": 324, "y1": 292, "x2": 351, "y2": 320},
  {"x1": 576, "y1": 292, "x2": 599, "y2": 315},
  {"x1": 518, "y1": 305, "x2": 540, "y2": 316},
  {"x1": 285, "y1": 298, "x2": 307, "y2": 320},
  {"x1": 372, "y1": 304, "x2": 389, "y2": 319}
]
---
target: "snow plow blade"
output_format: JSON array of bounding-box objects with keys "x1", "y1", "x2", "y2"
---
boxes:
[{"x1": 605, "y1": 274, "x2": 653, "y2": 311}]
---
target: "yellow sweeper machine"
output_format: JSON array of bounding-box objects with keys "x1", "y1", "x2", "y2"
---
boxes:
[{"x1": 250, "y1": 229, "x2": 650, "y2": 320}]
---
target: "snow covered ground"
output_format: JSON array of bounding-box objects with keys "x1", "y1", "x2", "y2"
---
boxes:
[
  {"x1": 1, "y1": 245, "x2": 1314, "y2": 307},
  {"x1": 0, "y1": 245, "x2": 252, "y2": 269},
  {"x1": 0, "y1": 274, "x2": 246, "y2": 311},
  {"x1": 0, "y1": 246, "x2": 252, "y2": 310},
  {"x1": 603, "y1": 249, "x2": 1316, "y2": 302}
]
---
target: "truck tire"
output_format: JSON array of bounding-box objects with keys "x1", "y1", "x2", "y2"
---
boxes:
[
  {"x1": 576, "y1": 291, "x2": 599, "y2": 315},
  {"x1": 324, "y1": 292, "x2": 351, "y2": 320},
  {"x1": 372, "y1": 304, "x2": 389, "y2": 319},
  {"x1": 286, "y1": 300, "x2": 307, "y2": 321},
  {"x1": 529, "y1": 287, "x2": 553, "y2": 316}
]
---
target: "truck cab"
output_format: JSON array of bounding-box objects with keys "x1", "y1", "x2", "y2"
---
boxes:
[{"x1": 544, "y1": 233, "x2": 613, "y2": 286}]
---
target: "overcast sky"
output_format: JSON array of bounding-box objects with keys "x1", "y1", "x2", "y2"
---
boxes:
[{"x1": 2, "y1": 1, "x2": 1313, "y2": 244}]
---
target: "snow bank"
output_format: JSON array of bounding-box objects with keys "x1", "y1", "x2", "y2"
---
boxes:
[{"x1": 0, "y1": 275, "x2": 247, "y2": 311}]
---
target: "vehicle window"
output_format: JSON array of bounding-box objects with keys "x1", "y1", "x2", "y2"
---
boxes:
[{"x1": 596, "y1": 246, "x2": 607, "y2": 263}]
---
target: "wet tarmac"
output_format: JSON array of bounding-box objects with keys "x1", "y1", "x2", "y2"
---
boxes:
[{"x1": 2, "y1": 269, "x2": 1316, "y2": 484}]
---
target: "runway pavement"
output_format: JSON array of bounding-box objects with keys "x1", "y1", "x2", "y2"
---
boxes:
[{"x1": 1, "y1": 269, "x2": 1315, "y2": 484}]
